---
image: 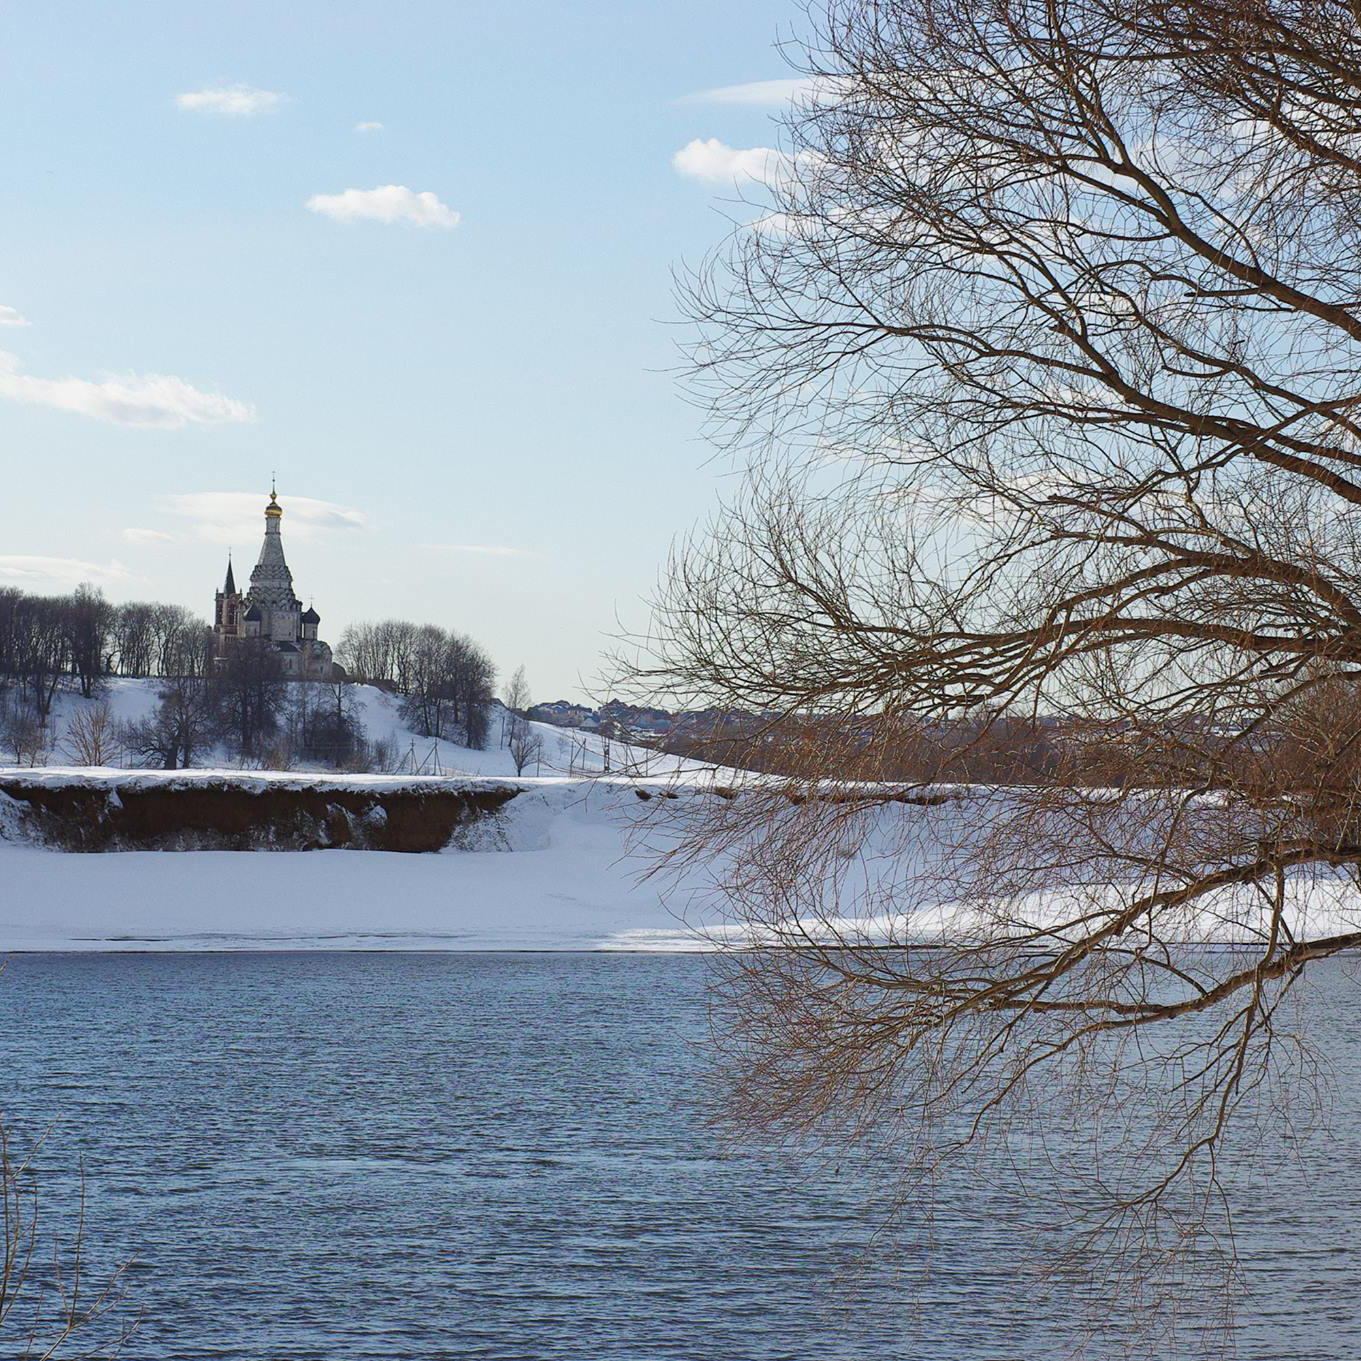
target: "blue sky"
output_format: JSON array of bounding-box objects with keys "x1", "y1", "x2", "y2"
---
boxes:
[{"x1": 0, "y1": 0, "x2": 808, "y2": 701}]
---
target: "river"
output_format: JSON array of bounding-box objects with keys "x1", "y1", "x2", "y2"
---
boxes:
[{"x1": 0, "y1": 952, "x2": 1356, "y2": 1359}]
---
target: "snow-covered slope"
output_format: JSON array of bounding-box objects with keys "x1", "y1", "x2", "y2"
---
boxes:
[
  {"x1": 37, "y1": 678, "x2": 698, "y2": 779},
  {"x1": 347, "y1": 685, "x2": 702, "y2": 778}
]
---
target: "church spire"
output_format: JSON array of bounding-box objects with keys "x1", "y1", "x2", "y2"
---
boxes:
[
  {"x1": 223, "y1": 553, "x2": 236, "y2": 595},
  {"x1": 248, "y1": 480, "x2": 297, "y2": 610}
]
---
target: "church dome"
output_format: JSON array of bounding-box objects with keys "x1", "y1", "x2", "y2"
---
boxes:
[
  {"x1": 243, "y1": 604, "x2": 263, "y2": 621},
  {"x1": 265, "y1": 489, "x2": 283, "y2": 520},
  {"x1": 301, "y1": 606, "x2": 320, "y2": 623}
]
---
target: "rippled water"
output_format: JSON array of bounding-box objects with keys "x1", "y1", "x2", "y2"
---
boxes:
[{"x1": 0, "y1": 953, "x2": 1357, "y2": 1359}]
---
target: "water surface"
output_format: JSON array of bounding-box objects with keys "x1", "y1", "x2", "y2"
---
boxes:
[{"x1": 0, "y1": 953, "x2": 1357, "y2": 1359}]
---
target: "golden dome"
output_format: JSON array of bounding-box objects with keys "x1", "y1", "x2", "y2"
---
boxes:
[{"x1": 265, "y1": 487, "x2": 282, "y2": 519}]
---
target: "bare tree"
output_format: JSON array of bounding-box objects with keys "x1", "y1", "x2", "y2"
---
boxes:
[
  {"x1": 109, "y1": 603, "x2": 156, "y2": 678},
  {"x1": 508, "y1": 718, "x2": 542, "y2": 776},
  {"x1": 165, "y1": 675, "x2": 216, "y2": 769},
  {"x1": 154, "y1": 605, "x2": 210, "y2": 679},
  {"x1": 451, "y1": 639, "x2": 495, "y2": 749},
  {"x1": 0, "y1": 592, "x2": 65, "y2": 715},
  {"x1": 335, "y1": 622, "x2": 383, "y2": 685},
  {"x1": 341, "y1": 618, "x2": 494, "y2": 748},
  {"x1": 503, "y1": 665, "x2": 541, "y2": 773},
  {"x1": 64, "y1": 585, "x2": 111, "y2": 700},
  {"x1": 291, "y1": 679, "x2": 370, "y2": 769},
  {"x1": 1, "y1": 696, "x2": 48, "y2": 768},
  {"x1": 61, "y1": 703, "x2": 116, "y2": 767},
  {"x1": 502, "y1": 665, "x2": 530, "y2": 747},
  {"x1": 118, "y1": 676, "x2": 217, "y2": 771},
  {"x1": 366, "y1": 735, "x2": 401, "y2": 774},
  {"x1": 633, "y1": 0, "x2": 1361, "y2": 1347},
  {"x1": 401, "y1": 625, "x2": 457, "y2": 739},
  {"x1": 1, "y1": 591, "x2": 208, "y2": 690},
  {"x1": 396, "y1": 626, "x2": 495, "y2": 748},
  {"x1": 213, "y1": 641, "x2": 286, "y2": 761}
]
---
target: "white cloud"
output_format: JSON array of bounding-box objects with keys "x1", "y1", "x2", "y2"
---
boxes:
[
  {"x1": 156, "y1": 491, "x2": 369, "y2": 545},
  {"x1": 0, "y1": 304, "x2": 31, "y2": 328},
  {"x1": 0, "y1": 352, "x2": 254, "y2": 429},
  {"x1": 0, "y1": 555, "x2": 136, "y2": 588},
  {"x1": 672, "y1": 138, "x2": 779, "y2": 185},
  {"x1": 679, "y1": 77, "x2": 820, "y2": 107},
  {"x1": 175, "y1": 84, "x2": 286, "y2": 116},
  {"x1": 121, "y1": 528, "x2": 181, "y2": 545},
  {"x1": 354, "y1": 121, "x2": 384, "y2": 134},
  {"x1": 672, "y1": 138, "x2": 813, "y2": 189},
  {"x1": 749, "y1": 211, "x2": 799, "y2": 237},
  {"x1": 306, "y1": 185, "x2": 460, "y2": 229}
]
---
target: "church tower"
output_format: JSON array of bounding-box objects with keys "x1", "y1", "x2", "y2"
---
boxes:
[
  {"x1": 209, "y1": 483, "x2": 338, "y2": 680},
  {"x1": 213, "y1": 555, "x2": 241, "y2": 635},
  {"x1": 246, "y1": 484, "x2": 303, "y2": 642}
]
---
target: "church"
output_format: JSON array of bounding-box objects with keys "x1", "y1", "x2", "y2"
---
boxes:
[{"x1": 211, "y1": 486, "x2": 338, "y2": 680}]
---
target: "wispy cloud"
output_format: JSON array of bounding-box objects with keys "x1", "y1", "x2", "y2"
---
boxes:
[
  {"x1": 175, "y1": 84, "x2": 286, "y2": 116},
  {"x1": 354, "y1": 120, "x2": 384, "y2": 134},
  {"x1": 121, "y1": 528, "x2": 180, "y2": 545},
  {"x1": 306, "y1": 185, "x2": 460, "y2": 229},
  {"x1": 425, "y1": 543, "x2": 529, "y2": 558},
  {"x1": 678, "y1": 77, "x2": 819, "y2": 107},
  {"x1": 0, "y1": 555, "x2": 136, "y2": 588},
  {"x1": 0, "y1": 304, "x2": 31, "y2": 328},
  {"x1": 0, "y1": 352, "x2": 254, "y2": 429},
  {"x1": 156, "y1": 492, "x2": 369, "y2": 544}
]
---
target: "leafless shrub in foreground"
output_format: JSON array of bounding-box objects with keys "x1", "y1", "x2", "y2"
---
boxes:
[
  {"x1": 0, "y1": 1123, "x2": 135, "y2": 1358},
  {"x1": 630, "y1": 0, "x2": 1361, "y2": 1350}
]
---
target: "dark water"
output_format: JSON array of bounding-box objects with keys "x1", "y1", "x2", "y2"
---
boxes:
[{"x1": 0, "y1": 953, "x2": 1357, "y2": 1360}]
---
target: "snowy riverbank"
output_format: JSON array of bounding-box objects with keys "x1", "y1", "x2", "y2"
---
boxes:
[
  {"x1": 5, "y1": 771, "x2": 1359, "y2": 952},
  {"x1": 4, "y1": 677, "x2": 1360, "y2": 952},
  {"x1": 0, "y1": 678, "x2": 728, "y2": 950},
  {"x1": 0, "y1": 777, "x2": 714, "y2": 951}
]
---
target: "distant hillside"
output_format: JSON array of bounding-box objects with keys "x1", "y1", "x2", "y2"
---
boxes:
[{"x1": 16, "y1": 678, "x2": 700, "y2": 780}]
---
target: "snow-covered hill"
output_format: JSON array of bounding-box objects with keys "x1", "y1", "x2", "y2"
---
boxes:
[
  {"x1": 0, "y1": 678, "x2": 719, "y2": 951},
  {"x1": 35, "y1": 677, "x2": 699, "y2": 780}
]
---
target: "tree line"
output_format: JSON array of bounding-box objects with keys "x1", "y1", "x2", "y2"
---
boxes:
[
  {"x1": 0, "y1": 585, "x2": 209, "y2": 718},
  {"x1": 0, "y1": 587, "x2": 498, "y2": 767},
  {"x1": 336, "y1": 619, "x2": 494, "y2": 749},
  {"x1": 0, "y1": 638, "x2": 378, "y2": 772},
  {"x1": 114, "y1": 649, "x2": 382, "y2": 771}
]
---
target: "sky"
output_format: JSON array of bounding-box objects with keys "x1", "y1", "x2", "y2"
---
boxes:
[{"x1": 0, "y1": 0, "x2": 812, "y2": 702}]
